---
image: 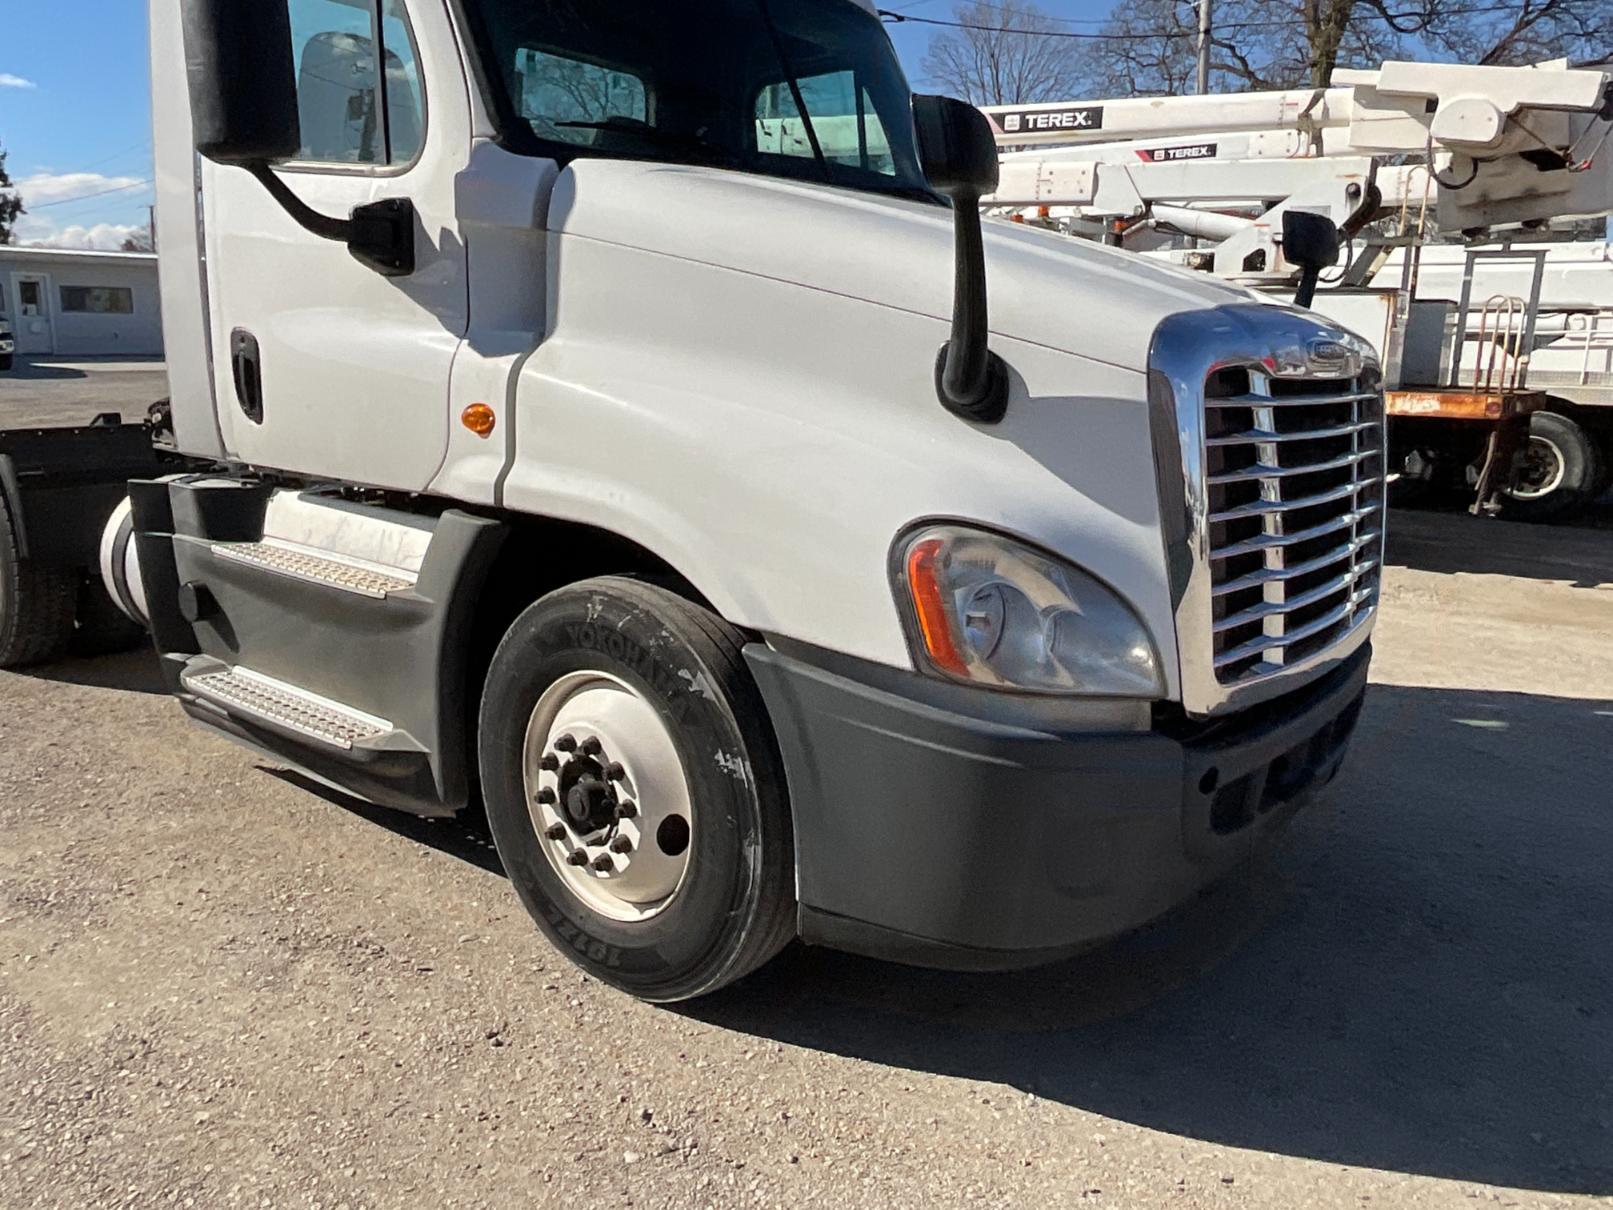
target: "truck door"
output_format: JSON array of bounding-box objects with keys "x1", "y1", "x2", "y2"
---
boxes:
[{"x1": 198, "y1": 0, "x2": 469, "y2": 491}]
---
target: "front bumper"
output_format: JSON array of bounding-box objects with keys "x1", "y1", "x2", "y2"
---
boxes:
[{"x1": 746, "y1": 641, "x2": 1369, "y2": 971}]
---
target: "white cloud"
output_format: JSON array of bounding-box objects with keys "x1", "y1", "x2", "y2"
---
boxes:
[
  {"x1": 12, "y1": 210, "x2": 145, "y2": 252},
  {"x1": 14, "y1": 171, "x2": 146, "y2": 207},
  {"x1": 0, "y1": 73, "x2": 36, "y2": 89}
]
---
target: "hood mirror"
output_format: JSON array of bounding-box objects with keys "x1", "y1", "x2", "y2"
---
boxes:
[
  {"x1": 1281, "y1": 211, "x2": 1342, "y2": 309},
  {"x1": 914, "y1": 95, "x2": 1010, "y2": 424}
]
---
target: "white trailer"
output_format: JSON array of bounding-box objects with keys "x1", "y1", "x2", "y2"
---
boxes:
[
  {"x1": 0, "y1": 0, "x2": 1385, "y2": 1000},
  {"x1": 977, "y1": 60, "x2": 1613, "y2": 518}
]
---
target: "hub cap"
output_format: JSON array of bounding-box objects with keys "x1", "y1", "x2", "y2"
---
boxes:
[
  {"x1": 522, "y1": 670, "x2": 693, "y2": 922},
  {"x1": 1508, "y1": 434, "x2": 1567, "y2": 501}
]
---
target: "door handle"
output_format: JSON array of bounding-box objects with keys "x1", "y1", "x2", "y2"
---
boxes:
[{"x1": 230, "y1": 328, "x2": 264, "y2": 424}]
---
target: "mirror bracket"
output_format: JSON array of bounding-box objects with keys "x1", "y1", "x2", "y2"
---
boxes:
[{"x1": 247, "y1": 164, "x2": 417, "y2": 278}]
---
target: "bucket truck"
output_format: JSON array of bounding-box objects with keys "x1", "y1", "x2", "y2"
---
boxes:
[
  {"x1": 979, "y1": 60, "x2": 1613, "y2": 518},
  {"x1": 0, "y1": 0, "x2": 1384, "y2": 1000}
]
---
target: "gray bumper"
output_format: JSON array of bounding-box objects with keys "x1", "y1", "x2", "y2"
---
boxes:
[{"x1": 746, "y1": 641, "x2": 1369, "y2": 970}]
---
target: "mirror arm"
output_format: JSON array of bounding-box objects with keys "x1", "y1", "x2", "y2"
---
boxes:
[
  {"x1": 1293, "y1": 264, "x2": 1323, "y2": 309},
  {"x1": 245, "y1": 163, "x2": 416, "y2": 278},
  {"x1": 935, "y1": 188, "x2": 1010, "y2": 425},
  {"x1": 247, "y1": 162, "x2": 354, "y2": 243}
]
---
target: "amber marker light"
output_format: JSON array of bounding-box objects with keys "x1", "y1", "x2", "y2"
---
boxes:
[
  {"x1": 905, "y1": 537, "x2": 969, "y2": 678},
  {"x1": 461, "y1": 403, "x2": 496, "y2": 438}
]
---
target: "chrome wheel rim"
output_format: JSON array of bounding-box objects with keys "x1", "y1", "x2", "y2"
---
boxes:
[
  {"x1": 522, "y1": 670, "x2": 693, "y2": 922},
  {"x1": 1508, "y1": 435, "x2": 1567, "y2": 501}
]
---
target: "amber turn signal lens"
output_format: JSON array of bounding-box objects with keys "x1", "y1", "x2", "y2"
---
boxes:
[
  {"x1": 904, "y1": 537, "x2": 968, "y2": 677},
  {"x1": 461, "y1": 403, "x2": 496, "y2": 438}
]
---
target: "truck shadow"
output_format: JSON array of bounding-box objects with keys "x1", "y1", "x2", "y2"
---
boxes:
[
  {"x1": 1387, "y1": 506, "x2": 1613, "y2": 587},
  {"x1": 683, "y1": 683, "x2": 1613, "y2": 1195}
]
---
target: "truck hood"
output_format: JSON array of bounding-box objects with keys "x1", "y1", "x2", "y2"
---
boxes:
[{"x1": 546, "y1": 160, "x2": 1254, "y2": 372}]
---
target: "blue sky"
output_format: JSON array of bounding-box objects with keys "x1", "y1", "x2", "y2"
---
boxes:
[{"x1": 0, "y1": 0, "x2": 1110, "y2": 249}]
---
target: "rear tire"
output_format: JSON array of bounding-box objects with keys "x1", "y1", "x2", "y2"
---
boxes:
[
  {"x1": 1496, "y1": 411, "x2": 1601, "y2": 523},
  {"x1": 0, "y1": 490, "x2": 79, "y2": 668},
  {"x1": 478, "y1": 576, "x2": 795, "y2": 1002},
  {"x1": 0, "y1": 354, "x2": 13, "y2": 373}
]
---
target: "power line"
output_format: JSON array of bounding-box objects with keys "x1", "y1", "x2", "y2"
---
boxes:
[
  {"x1": 27, "y1": 180, "x2": 154, "y2": 210},
  {"x1": 878, "y1": 3, "x2": 1584, "y2": 40}
]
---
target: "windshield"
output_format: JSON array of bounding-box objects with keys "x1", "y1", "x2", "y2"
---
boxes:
[{"x1": 468, "y1": 0, "x2": 933, "y2": 198}]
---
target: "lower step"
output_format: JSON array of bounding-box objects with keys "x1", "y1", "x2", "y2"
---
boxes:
[{"x1": 182, "y1": 665, "x2": 393, "y2": 751}]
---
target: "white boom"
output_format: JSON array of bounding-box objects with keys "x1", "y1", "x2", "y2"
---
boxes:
[{"x1": 981, "y1": 59, "x2": 1613, "y2": 278}]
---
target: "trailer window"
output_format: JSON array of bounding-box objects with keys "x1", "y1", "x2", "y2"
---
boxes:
[
  {"x1": 285, "y1": 0, "x2": 426, "y2": 166},
  {"x1": 60, "y1": 286, "x2": 135, "y2": 315}
]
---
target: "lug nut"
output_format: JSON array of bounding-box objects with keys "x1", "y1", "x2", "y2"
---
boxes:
[
  {"x1": 566, "y1": 849, "x2": 589, "y2": 867},
  {"x1": 610, "y1": 836, "x2": 633, "y2": 855},
  {"x1": 555, "y1": 734, "x2": 578, "y2": 754},
  {"x1": 591, "y1": 854, "x2": 614, "y2": 873},
  {"x1": 539, "y1": 753, "x2": 560, "y2": 772},
  {"x1": 536, "y1": 787, "x2": 556, "y2": 805},
  {"x1": 581, "y1": 736, "x2": 603, "y2": 757},
  {"x1": 544, "y1": 823, "x2": 567, "y2": 841},
  {"x1": 616, "y1": 800, "x2": 638, "y2": 820},
  {"x1": 606, "y1": 762, "x2": 627, "y2": 782}
]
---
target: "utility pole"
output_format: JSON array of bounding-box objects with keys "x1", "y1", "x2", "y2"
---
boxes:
[
  {"x1": 148, "y1": 205, "x2": 157, "y2": 252},
  {"x1": 1196, "y1": 0, "x2": 1213, "y2": 95}
]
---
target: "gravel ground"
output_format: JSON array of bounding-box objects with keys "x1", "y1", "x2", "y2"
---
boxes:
[
  {"x1": 1, "y1": 508, "x2": 1610, "y2": 1210},
  {"x1": 0, "y1": 358, "x2": 168, "y2": 429}
]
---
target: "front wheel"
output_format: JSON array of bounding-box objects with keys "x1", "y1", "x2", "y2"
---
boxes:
[
  {"x1": 1496, "y1": 410, "x2": 1602, "y2": 523},
  {"x1": 478, "y1": 577, "x2": 795, "y2": 1002}
]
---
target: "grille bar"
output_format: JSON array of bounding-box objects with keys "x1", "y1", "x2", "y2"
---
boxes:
[
  {"x1": 1212, "y1": 541, "x2": 1379, "y2": 597},
  {"x1": 1209, "y1": 478, "x2": 1373, "y2": 523},
  {"x1": 1212, "y1": 563, "x2": 1378, "y2": 632},
  {"x1": 1208, "y1": 448, "x2": 1378, "y2": 485},
  {"x1": 1207, "y1": 390, "x2": 1379, "y2": 409},
  {"x1": 1209, "y1": 505, "x2": 1381, "y2": 560},
  {"x1": 1207, "y1": 420, "x2": 1378, "y2": 447},
  {"x1": 1213, "y1": 590, "x2": 1377, "y2": 669}
]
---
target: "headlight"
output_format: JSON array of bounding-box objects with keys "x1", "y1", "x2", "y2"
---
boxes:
[{"x1": 892, "y1": 524, "x2": 1164, "y2": 697}]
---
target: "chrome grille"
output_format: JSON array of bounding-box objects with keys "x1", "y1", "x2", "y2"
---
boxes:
[{"x1": 1202, "y1": 368, "x2": 1384, "y2": 686}]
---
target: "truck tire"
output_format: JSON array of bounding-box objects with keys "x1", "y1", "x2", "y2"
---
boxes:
[
  {"x1": 1498, "y1": 411, "x2": 1602, "y2": 523},
  {"x1": 0, "y1": 354, "x2": 13, "y2": 372},
  {"x1": 478, "y1": 576, "x2": 795, "y2": 1002},
  {"x1": 0, "y1": 489, "x2": 79, "y2": 668}
]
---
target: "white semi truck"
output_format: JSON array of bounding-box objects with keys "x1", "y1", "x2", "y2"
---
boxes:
[{"x1": 0, "y1": 0, "x2": 1383, "y2": 1000}]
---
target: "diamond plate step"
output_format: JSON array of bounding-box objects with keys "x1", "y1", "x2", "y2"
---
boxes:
[
  {"x1": 211, "y1": 540, "x2": 415, "y2": 599},
  {"x1": 183, "y1": 666, "x2": 392, "y2": 750}
]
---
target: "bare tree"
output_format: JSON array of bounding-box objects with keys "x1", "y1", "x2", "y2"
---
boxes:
[
  {"x1": 1081, "y1": 0, "x2": 1611, "y2": 96},
  {"x1": 921, "y1": 0, "x2": 1088, "y2": 106},
  {"x1": 0, "y1": 144, "x2": 23, "y2": 246},
  {"x1": 1422, "y1": 0, "x2": 1606, "y2": 66},
  {"x1": 1081, "y1": 0, "x2": 1410, "y2": 94}
]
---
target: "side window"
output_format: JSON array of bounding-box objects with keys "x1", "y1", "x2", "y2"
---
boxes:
[
  {"x1": 512, "y1": 48, "x2": 649, "y2": 147},
  {"x1": 286, "y1": 0, "x2": 426, "y2": 166},
  {"x1": 755, "y1": 73, "x2": 895, "y2": 177},
  {"x1": 60, "y1": 286, "x2": 135, "y2": 315}
]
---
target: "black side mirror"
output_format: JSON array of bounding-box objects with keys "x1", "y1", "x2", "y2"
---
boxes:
[
  {"x1": 1282, "y1": 210, "x2": 1342, "y2": 309},
  {"x1": 181, "y1": 0, "x2": 301, "y2": 165},
  {"x1": 913, "y1": 95, "x2": 1009, "y2": 424},
  {"x1": 179, "y1": 0, "x2": 414, "y2": 277}
]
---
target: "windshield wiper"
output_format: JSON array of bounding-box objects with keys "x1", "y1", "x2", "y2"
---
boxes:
[{"x1": 554, "y1": 118, "x2": 724, "y2": 155}]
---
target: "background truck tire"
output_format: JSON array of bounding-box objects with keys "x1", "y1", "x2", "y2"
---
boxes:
[
  {"x1": 0, "y1": 354, "x2": 13, "y2": 372},
  {"x1": 1498, "y1": 410, "x2": 1602, "y2": 523},
  {"x1": 479, "y1": 576, "x2": 796, "y2": 1003},
  {"x1": 0, "y1": 489, "x2": 80, "y2": 668}
]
